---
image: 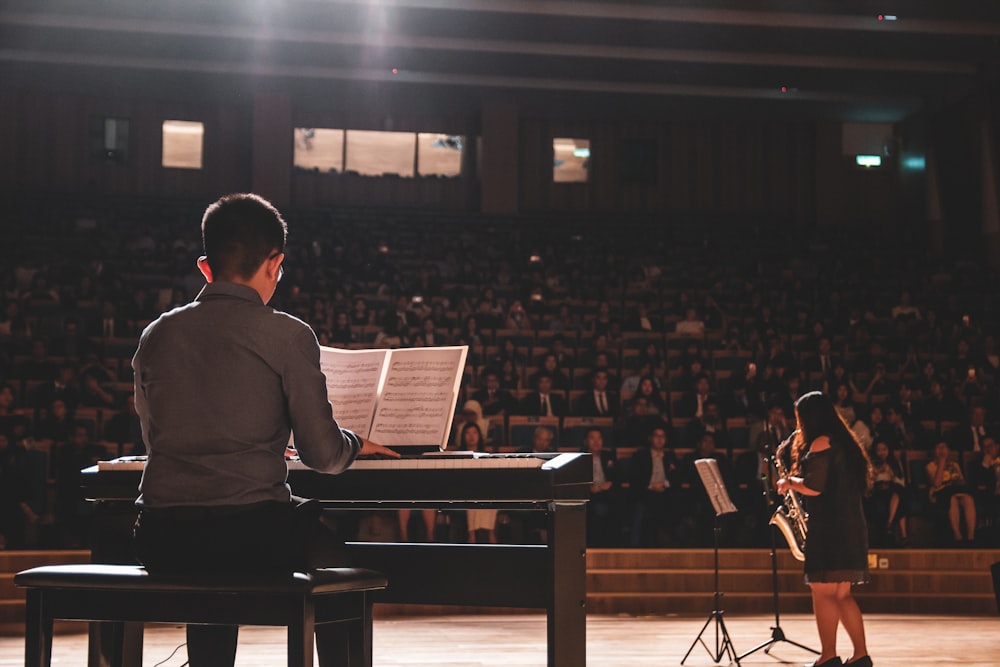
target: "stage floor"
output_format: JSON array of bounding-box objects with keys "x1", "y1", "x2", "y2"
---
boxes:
[{"x1": 0, "y1": 613, "x2": 997, "y2": 666}]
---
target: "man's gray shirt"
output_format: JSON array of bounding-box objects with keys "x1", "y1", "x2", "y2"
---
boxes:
[{"x1": 133, "y1": 282, "x2": 361, "y2": 508}]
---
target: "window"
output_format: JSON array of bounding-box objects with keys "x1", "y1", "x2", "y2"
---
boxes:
[
  {"x1": 417, "y1": 133, "x2": 463, "y2": 177},
  {"x1": 89, "y1": 117, "x2": 129, "y2": 163},
  {"x1": 293, "y1": 128, "x2": 344, "y2": 173},
  {"x1": 553, "y1": 137, "x2": 590, "y2": 183},
  {"x1": 161, "y1": 120, "x2": 204, "y2": 169},
  {"x1": 345, "y1": 130, "x2": 415, "y2": 177}
]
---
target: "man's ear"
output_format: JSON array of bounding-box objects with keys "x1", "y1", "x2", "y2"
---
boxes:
[{"x1": 197, "y1": 256, "x2": 214, "y2": 283}]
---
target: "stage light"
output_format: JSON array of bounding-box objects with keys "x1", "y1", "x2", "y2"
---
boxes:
[
  {"x1": 391, "y1": 68, "x2": 399, "y2": 75},
  {"x1": 573, "y1": 147, "x2": 591, "y2": 158},
  {"x1": 903, "y1": 156, "x2": 926, "y2": 171},
  {"x1": 856, "y1": 155, "x2": 882, "y2": 168}
]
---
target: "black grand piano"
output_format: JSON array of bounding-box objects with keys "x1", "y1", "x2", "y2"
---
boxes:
[{"x1": 82, "y1": 452, "x2": 591, "y2": 667}]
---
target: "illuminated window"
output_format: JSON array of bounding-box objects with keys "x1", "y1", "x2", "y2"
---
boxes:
[
  {"x1": 293, "y1": 128, "x2": 344, "y2": 173},
  {"x1": 553, "y1": 138, "x2": 590, "y2": 183},
  {"x1": 417, "y1": 133, "x2": 463, "y2": 177},
  {"x1": 162, "y1": 120, "x2": 203, "y2": 169},
  {"x1": 345, "y1": 130, "x2": 415, "y2": 177},
  {"x1": 89, "y1": 117, "x2": 129, "y2": 163}
]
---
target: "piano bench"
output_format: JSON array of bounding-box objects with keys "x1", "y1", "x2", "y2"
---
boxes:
[{"x1": 14, "y1": 563, "x2": 388, "y2": 667}]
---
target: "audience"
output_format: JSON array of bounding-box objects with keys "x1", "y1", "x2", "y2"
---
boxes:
[{"x1": 2, "y1": 198, "x2": 1000, "y2": 550}]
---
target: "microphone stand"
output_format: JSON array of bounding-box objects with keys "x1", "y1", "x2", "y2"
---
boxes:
[{"x1": 737, "y1": 438, "x2": 818, "y2": 661}]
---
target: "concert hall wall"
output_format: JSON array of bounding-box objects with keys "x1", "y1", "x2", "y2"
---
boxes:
[{"x1": 0, "y1": 84, "x2": 903, "y2": 228}]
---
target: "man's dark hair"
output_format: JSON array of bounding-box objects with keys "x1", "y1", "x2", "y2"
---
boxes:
[{"x1": 201, "y1": 193, "x2": 287, "y2": 281}]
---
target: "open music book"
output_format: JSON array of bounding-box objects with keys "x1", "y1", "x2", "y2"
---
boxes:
[{"x1": 308, "y1": 344, "x2": 468, "y2": 451}]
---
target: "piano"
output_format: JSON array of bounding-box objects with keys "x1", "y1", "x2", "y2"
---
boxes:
[{"x1": 82, "y1": 452, "x2": 591, "y2": 667}]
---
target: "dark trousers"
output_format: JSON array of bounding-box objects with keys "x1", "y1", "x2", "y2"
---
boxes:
[{"x1": 133, "y1": 499, "x2": 350, "y2": 667}]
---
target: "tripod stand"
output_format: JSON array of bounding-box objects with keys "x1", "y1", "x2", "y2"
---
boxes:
[
  {"x1": 735, "y1": 522, "x2": 818, "y2": 660},
  {"x1": 682, "y1": 459, "x2": 739, "y2": 665},
  {"x1": 737, "y1": 443, "x2": 817, "y2": 661}
]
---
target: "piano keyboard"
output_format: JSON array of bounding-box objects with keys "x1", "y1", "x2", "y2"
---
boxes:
[{"x1": 97, "y1": 453, "x2": 574, "y2": 472}]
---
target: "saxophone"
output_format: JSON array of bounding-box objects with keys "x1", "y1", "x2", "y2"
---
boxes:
[{"x1": 769, "y1": 430, "x2": 807, "y2": 561}]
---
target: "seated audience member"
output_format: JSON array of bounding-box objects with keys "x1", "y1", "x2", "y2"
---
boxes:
[
  {"x1": 804, "y1": 336, "x2": 841, "y2": 383},
  {"x1": 682, "y1": 399, "x2": 731, "y2": 452},
  {"x1": 968, "y1": 435, "x2": 999, "y2": 543},
  {"x1": 93, "y1": 300, "x2": 127, "y2": 338},
  {"x1": 675, "y1": 375, "x2": 715, "y2": 420},
  {"x1": 866, "y1": 441, "x2": 909, "y2": 547},
  {"x1": 926, "y1": 440, "x2": 976, "y2": 545},
  {"x1": 523, "y1": 425, "x2": 556, "y2": 454},
  {"x1": 637, "y1": 341, "x2": 664, "y2": 374},
  {"x1": 491, "y1": 337, "x2": 529, "y2": 369},
  {"x1": 574, "y1": 368, "x2": 619, "y2": 418},
  {"x1": 625, "y1": 303, "x2": 658, "y2": 332},
  {"x1": 579, "y1": 333, "x2": 618, "y2": 371},
  {"x1": 49, "y1": 317, "x2": 92, "y2": 361},
  {"x1": 450, "y1": 400, "x2": 493, "y2": 450},
  {"x1": 328, "y1": 310, "x2": 355, "y2": 346},
  {"x1": 734, "y1": 430, "x2": 778, "y2": 547},
  {"x1": 615, "y1": 395, "x2": 668, "y2": 448},
  {"x1": 349, "y1": 297, "x2": 373, "y2": 327},
  {"x1": 950, "y1": 405, "x2": 992, "y2": 453},
  {"x1": 498, "y1": 358, "x2": 521, "y2": 390},
  {"x1": 719, "y1": 372, "x2": 765, "y2": 422},
  {"x1": 34, "y1": 398, "x2": 74, "y2": 448},
  {"x1": 457, "y1": 422, "x2": 497, "y2": 544},
  {"x1": 678, "y1": 434, "x2": 738, "y2": 546},
  {"x1": 0, "y1": 430, "x2": 42, "y2": 549},
  {"x1": 528, "y1": 353, "x2": 571, "y2": 392},
  {"x1": 504, "y1": 299, "x2": 531, "y2": 331},
  {"x1": 583, "y1": 427, "x2": 620, "y2": 546},
  {"x1": 832, "y1": 381, "x2": 858, "y2": 426},
  {"x1": 517, "y1": 372, "x2": 567, "y2": 417},
  {"x1": 78, "y1": 353, "x2": 118, "y2": 408},
  {"x1": 916, "y1": 380, "x2": 963, "y2": 423},
  {"x1": 627, "y1": 426, "x2": 679, "y2": 547},
  {"x1": 31, "y1": 361, "x2": 81, "y2": 413},
  {"x1": 470, "y1": 369, "x2": 517, "y2": 417},
  {"x1": 861, "y1": 405, "x2": 892, "y2": 451},
  {"x1": 675, "y1": 307, "x2": 705, "y2": 337},
  {"x1": 16, "y1": 339, "x2": 57, "y2": 382},
  {"x1": 545, "y1": 334, "x2": 576, "y2": 370},
  {"x1": 883, "y1": 404, "x2": 916, "y2": 450},
  {"x1": 104, "y1": 393, "x2": 145, "y2": 455},
  {"x1": 620, "y1": 360, "x2": 658, "y2": 394},
  {"x1": 625, "y1": 376, "x2": 664, "y2": 418},
  {"x1": 54, "y1": 423, "x2": 108, "y2": 547}
]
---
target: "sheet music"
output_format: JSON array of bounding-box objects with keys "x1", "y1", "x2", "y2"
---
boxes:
[
  {"x1": 369, "y1": 346, "x2": 468, "y2": 448},
  {"x1": 694, "y1": 458, "x2": 738, "y2": 516},
  {"x1": 298, "y1": 345, "x2": 467, "y2": 449},
  {"x1": 318, "y1": 347, "x2": 388, "y2": 436}
]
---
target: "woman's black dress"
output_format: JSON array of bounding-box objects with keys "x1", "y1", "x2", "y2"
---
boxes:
[{"x1": 801, "y1": 444, "x2": 870, "y2": 584}]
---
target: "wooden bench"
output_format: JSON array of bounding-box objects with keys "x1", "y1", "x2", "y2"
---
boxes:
[{"x1": 15, "y1": 564, "x2": 388, "y2": 667}]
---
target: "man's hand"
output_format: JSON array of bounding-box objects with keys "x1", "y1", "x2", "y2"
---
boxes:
[{"x1": 360, "y1": 438, "x2": 401, "y2": 458}]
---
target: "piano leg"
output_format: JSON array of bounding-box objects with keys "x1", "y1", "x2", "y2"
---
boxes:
[{"x1": 547, "y1": 501, "x2": 587, "y2": 667}]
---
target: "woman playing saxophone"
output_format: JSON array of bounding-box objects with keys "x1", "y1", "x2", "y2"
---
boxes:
[{"x1": 776, "y1": 391, "x2": 874, "y2": 667}]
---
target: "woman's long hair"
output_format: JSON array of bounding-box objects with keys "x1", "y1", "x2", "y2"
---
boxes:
[{"x1": 791, "y1": 390, "x2": 872, "y2": 490}]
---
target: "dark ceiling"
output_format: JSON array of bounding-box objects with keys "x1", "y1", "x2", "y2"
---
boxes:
[{"x1": 3, "y1": 0, "x2": 1000, "y2": 122}]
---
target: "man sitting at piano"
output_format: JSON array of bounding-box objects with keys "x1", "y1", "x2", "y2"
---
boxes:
[{"x1": 131, "y1": 193, "x2": 397, "y2": 667}]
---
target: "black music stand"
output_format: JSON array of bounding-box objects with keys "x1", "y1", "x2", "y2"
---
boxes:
[
  {"x1": 736, "y1": 445, "x2": 818, "y2": 662},
  {"x1": 681, "y1": 458, "x2": 740, "y2": 666}
]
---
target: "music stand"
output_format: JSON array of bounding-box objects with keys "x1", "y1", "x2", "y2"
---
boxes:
[
  {"x1": 736, "y1": 445, "x2": 818, "y2": 662},
  {"x1": 681, "y1": 458, "x2": 740, "y2": 665}
]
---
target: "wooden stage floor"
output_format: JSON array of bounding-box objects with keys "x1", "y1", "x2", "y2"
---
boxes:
[{"x1": 1, "y1": 613, "x2": 998, "y2": 666}]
